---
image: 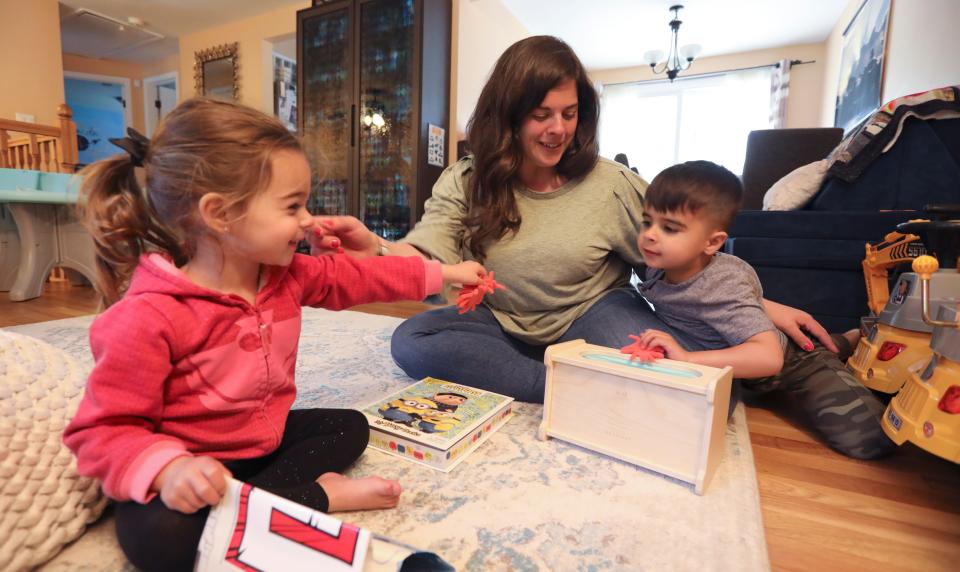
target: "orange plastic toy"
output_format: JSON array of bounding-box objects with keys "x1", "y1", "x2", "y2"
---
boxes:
[
  {"x1": 456, "y1": 272, "x2": 506, "y2": 314},
  {"x1": 620, "y1": 335, "x2": 666, "y2": 362}
]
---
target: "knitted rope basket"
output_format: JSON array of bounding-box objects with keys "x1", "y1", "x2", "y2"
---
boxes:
[{"x1": 0, "y1": 332, "x2": 107, "y2": 572}]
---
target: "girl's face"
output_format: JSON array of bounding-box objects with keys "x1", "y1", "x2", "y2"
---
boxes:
[
  {"x1": 225, "y1": 150, "x2": 314, "y2": 267},
  {"x1": 518, "y1": 78, "x2": 579, "y2": 176}
]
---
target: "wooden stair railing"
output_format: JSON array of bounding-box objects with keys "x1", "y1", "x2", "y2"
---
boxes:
[{"x1": 0, "y1": 104, "x2": 79, "y2": 174}]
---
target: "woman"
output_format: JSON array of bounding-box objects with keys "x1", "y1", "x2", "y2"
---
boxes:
[{"x1": 313, "y1": 35, "x2": 834, "y2": 403}]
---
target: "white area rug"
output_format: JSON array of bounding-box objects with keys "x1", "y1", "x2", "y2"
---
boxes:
[{"x1": 11, "y1": 308, "x2": 770, "y2": 572}]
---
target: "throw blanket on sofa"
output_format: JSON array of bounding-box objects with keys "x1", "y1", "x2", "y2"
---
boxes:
[{"x1": 827, "y1": 85, "x2": 960, "y2": 182}]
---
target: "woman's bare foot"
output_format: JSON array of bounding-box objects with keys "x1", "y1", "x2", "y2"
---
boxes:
[{"x1": 317, "y1": 472, "x2": 402, "y2": 512}]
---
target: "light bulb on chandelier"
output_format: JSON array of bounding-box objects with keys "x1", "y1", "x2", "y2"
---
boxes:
[{"x1": 643, "y1": 4, "x2": 701, "y2": 82}]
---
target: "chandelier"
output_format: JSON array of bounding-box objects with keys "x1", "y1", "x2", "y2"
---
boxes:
[{"x1": 643, "y1": 4, "x2": 702, "y2": 82}]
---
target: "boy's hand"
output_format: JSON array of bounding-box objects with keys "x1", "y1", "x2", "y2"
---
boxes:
[
  {"x1": 152, "y1": 456, "x2": 232, "y2": 514},
  {"x1": 621, "y1": 334, "x2": 664, "y2": 362},
  {"x1": 442, "y1": 261, "x2": 487, "y2": 286},
  {"x1": 638, "y1": 329, "x2": 689, "y2": 362}
]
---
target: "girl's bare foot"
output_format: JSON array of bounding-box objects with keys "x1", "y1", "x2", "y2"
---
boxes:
[{"x1": 317, "y1": 472, "x2": 402, "y2": 512}]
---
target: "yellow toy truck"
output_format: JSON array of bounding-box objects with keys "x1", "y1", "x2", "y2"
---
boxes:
[
  {"x1": 848, "y1": 210, "x2": 960, "y2": 394},
  {"x1": 882, "y1": 254, "x2": 960, "y2": 463}
]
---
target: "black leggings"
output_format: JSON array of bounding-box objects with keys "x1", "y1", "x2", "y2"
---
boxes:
[{"x1": 114, "y1": 408, "x2": 369, "y2": 572}]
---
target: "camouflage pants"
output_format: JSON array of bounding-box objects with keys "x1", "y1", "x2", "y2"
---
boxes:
[{"x1": 743, "y1": 334, "x2": 896, "y2": 460}]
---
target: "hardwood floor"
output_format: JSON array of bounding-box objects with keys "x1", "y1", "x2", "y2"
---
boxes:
[{"x1": 3, "y1": 283, "x2": 958, "y2": 571}]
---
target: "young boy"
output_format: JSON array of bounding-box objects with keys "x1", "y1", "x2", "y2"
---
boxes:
[{"x1": 634, "y1": 160, "x2": 894, "y2": 460}]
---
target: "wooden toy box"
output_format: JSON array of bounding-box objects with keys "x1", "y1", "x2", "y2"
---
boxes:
[{"x1": 538, "y1": 339, "x2": 733, "y2": 494}]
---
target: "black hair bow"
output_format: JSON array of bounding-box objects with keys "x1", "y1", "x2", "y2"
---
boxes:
[{"x1": 109, "y1": 127, "x2": 150, "y2": 167}]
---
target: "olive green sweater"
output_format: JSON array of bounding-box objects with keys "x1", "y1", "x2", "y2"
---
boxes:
[{"x1": 402, "y1": 156, "x2": 647, "y2": 345}]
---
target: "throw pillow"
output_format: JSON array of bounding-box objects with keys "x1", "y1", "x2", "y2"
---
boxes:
[
  {"x1": 0, "y1": 332, "x2": 107, "y2": 571},
  {"x1": 762, "y1": 159, "x2": 829, "y2": 211}
]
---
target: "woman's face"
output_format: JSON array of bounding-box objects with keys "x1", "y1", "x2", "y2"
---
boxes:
[{"x1": 518, "y1": 78, "x2": 579, "y2": 173}]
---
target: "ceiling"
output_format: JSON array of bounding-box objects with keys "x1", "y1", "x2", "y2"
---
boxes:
[
  {"x1": 59, "y1": 0, "x2": 850, "y2": 69},
  {"x1": 500, "y1": 0, "x2": 850, "y2": 70},
  {"x1": 59, "y1": 0, "x2": 305, "y2": 62}
]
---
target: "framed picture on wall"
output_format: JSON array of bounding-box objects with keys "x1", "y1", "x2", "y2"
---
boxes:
[
  {"x1": 274, "y1": 54, "x2": 298, "y2": 132},
  {"x1": 834, "y1": 0, "x2": 891, "y2": 134}
]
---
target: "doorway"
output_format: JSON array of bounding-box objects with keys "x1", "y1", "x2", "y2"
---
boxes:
[
  {"x1": 143, "y1": 72, "x2": 178, "y2": 137},
  {"x1": 63, "y1": 72, "x2": 132, "y2": 168}
]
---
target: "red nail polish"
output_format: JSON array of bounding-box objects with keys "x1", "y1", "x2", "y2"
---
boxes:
[
  {"x1": 804, "y1": 343, "x2": 814, "y2": 351},
  {"x1": 332, "y1": 239, "x2": 340, "y2": 247}
]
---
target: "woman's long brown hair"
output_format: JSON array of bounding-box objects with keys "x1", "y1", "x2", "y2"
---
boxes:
[
  {"x1": 464, "y1": 35, "x2": 599, "y2": 261},
  {"x1": 77, "y1": 98, "x2": 302, "y2": 305}
]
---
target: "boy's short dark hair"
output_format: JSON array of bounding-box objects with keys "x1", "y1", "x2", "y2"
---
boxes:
[{"x1": 644, "y1": 160, "x2": 743, "y2": 231}]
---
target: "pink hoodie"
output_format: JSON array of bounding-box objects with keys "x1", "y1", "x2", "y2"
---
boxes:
[{"x1": 64, "y1": 252, "x2": 441, "y2": 503}]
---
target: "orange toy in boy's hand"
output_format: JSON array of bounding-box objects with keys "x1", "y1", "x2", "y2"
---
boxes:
[
  {"x1": 457, "y1": 271, "x2": 506, "y2": 314},
  {"x1": 620, "y1": 334, "x2": 665, "y2": 362}
]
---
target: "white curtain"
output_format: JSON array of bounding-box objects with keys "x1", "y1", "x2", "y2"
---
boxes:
[
  {"x1": 599, "y1": 66, "x2": 774, "y2": 181},
  {"x1": 769, "y1": 59, "x2": 791, "y2": 129}
]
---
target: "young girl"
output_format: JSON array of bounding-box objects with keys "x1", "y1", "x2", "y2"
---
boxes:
[{"x1": 63, "y1": 98, "x2": 485, "y2": 571}]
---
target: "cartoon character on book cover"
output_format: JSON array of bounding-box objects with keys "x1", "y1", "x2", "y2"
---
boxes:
[
  {"x1": 417, "y1": 408, "x2": 461, "y2": 433},
  {"x1": 378, "y1": 397, "x2": 438, "y2": 427},
  {"x1": 368, "y1": 379, "x2": 507, "y2": 440}
]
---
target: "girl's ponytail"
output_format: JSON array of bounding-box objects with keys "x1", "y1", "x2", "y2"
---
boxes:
[{"x1": 77, "y1": 152, "x2": 182, "y2": 306}]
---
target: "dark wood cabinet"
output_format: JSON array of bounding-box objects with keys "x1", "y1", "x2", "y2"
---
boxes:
[{"x1": 297, "y1": 0, "x2": 451, "y2": 239}]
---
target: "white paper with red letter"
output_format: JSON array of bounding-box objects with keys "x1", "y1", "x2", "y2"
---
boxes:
[{"x1": 196, "y1": 478, "x2": 370, "y2": 571}]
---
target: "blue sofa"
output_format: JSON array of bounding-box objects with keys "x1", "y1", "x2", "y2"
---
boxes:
[{"x1": 724, "y1": 116, "x2": 960, "y2": 332}]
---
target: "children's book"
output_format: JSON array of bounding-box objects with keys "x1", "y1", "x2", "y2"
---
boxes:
[{"x1": 359, "y1": 377, "x2": 514, "y2": 472}]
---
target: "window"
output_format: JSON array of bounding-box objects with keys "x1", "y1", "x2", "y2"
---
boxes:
[{"x1": 599, "y1": 67, "x2": 774, "y2": 181}]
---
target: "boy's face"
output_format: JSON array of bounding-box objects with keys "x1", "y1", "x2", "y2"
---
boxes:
[{"x1": 638, "y1": 206, "x2": 727, "y2": 283}]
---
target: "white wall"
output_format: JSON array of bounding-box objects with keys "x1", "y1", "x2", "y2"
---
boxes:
[
  {"x1": 883, "y1": 0, "x2": 960, "y2": 101},
  {"x1": 821, "y1": 0, "x2": 960, "y2": 126},
  {"x1": 453, "y1": 0, "x2": 529, "y2": 141}
]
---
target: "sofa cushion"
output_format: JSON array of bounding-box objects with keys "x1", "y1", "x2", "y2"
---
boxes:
[
  {"x1": 724, "y1": 237, "x2": 867, "y2": 270},
  {"x1": 728, "y1": 210, "x2": 918, "y2": 242},
  {"x1": 725, "y1": 211, "x2": 921, "y2": 331},
  {"x1": 750, "y1": 265, "x2": 869, "y2": 332}
]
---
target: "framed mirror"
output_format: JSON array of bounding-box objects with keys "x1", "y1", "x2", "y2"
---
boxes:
[{"x1": 194, "y1": 43, "x2": 239, "y2": 101}]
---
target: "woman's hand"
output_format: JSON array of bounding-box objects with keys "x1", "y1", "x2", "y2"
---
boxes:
[
  {"x1": 152, "y1": 456, "x2": 232, "y2": 514},
  {"x1": 441, "y1": 261, "x2": 487, "y2": 286},
  {"x1": 309, "y1": 216, "x2": 379, "y2": 258},
  {"x1": 637, "y1": 329, "x2": 689, "y2": 362},
  {"x1": 763, "y1": 299, "x2": 838, "y2": 352}
]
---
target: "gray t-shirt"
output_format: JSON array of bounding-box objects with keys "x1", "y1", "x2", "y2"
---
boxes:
[
  {"x1": 639, "y1": 252, "x2": 786, "y2": 350},
  {"x1": 401, "y1": 156, "x2": 647, "y2": 345}
]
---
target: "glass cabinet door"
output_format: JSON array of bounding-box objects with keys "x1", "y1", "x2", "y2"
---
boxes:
[
  {"x1": 358, "y1": 0, "x2": 415, "y2": 239},
  {"x1": 299, "y1": 4, "x2": 352, "y2": 216}
]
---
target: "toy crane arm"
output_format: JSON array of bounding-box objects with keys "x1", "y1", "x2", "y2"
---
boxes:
[{"x1": 862, "y1": 225, "x2": 925, "y2": 315}]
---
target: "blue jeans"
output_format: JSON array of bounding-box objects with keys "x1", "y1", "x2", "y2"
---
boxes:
[{"x1": 390, "y1": 288, "x2": 705, "y2": 403}]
